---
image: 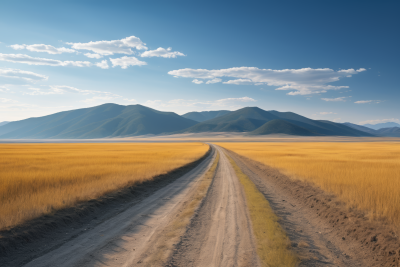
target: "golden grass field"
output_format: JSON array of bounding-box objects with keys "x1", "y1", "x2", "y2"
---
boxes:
[
  {"x1": 0, "y1": 143, "x2": 209, "y2": 231},
  {"x1": 218, "y1": 142, "x2": 400, "y2": 227},
  {"x1": 228, "y1": 155, "x2": 298, "y2": 267}
]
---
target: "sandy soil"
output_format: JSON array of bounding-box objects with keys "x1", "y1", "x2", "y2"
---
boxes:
[
  {"x1": 225, "y1": 147, "x2": 400, "y2": 267},
  {"x1": 167, "y1": 146, "x2": 260, "y2": 267}
]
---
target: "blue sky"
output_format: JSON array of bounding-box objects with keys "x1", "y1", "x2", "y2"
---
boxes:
[{"x1": 0, "y1": 0, "x2": 399, "y2": 125}]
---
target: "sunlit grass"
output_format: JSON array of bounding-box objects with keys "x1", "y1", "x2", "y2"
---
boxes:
[
  {"x1": 218, "y1": 142, "x2": 400, "y2": 227},
  {"x1": 227, "y1": 155, "x2": 298, "y2": 267},
  {"x1": 0, "y1": 143, "x2": 209, "y2": 230}
]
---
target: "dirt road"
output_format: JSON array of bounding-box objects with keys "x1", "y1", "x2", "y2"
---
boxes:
[{"x1": 168, "y1": 146, "x2": 260, "y2": 267}]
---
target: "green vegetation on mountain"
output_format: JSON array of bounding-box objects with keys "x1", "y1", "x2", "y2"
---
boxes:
[
  {"x1": 181, "y1": 107, "x2": 372, "y2": 136},
  {"x1": 248, "y1": 119, "x2": 317, "y2": 136},
  {"x1": 0, "y1": 104, "x2": 198, "y2": 139},
  {"x1": 182, "y1": 110, "x2": 231, "y2": 122}
]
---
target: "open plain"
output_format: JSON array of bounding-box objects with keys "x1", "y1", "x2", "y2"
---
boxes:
[{"x1": 1, "y1": 140, "x2": 400, "y2": 267}]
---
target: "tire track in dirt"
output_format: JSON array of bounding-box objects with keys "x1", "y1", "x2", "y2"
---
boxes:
[
  {"x1": 224, "y1": 147, "x2": 400, "y2": 267},
  {"x1": 167, "y1": 146, "x2": 260, "y2": 267}
]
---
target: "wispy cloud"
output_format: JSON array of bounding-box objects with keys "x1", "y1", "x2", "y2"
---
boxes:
[
  {"x1": 25, "y1": 85, "x2": 120, "y2": 97},
  {"x1": 192, "y1": 79, "x2": 203, "y2": 84},
  {"x1": 144, "y1": 96, "x2": 256, "y2": 111},
  {"x1": 110, "y1": 56, "x2": 147, "y2": 69},
  {"x1": 68, "y1": 36, "x2": 147, "y2": 55},
  {"x1": 354, "y1": 100, "x2": 382, "y2": 104},
  {"x1": 321, "y1": 96, "x2": 349, "y2": 102},
  {"x1": 84, "y1": 53, "x2": 103, "y2": 59},
  {"x1": 359, "y1": 118, "x2": 399, "y2": 125},
  {"x1": 0, "y1": 68, "x2": 48, "y2": 83},
  {"x1": 169, "y1": 67, "x2": 366, "y2": 95},
  {"x1": 9, "y1": 44, "x2": 75, "y2": 54},
  {"x1": 95, "y1": 60, "x2": 109, "y2": 69},
  {"x1": 0, "y1": 53, "x2": 94, "y2": 67},
  {"x1": 141, "y1": 47, "x2": 185, "y2": 58},
  {"x1": 205, "y1": 78, "x2": 222, "y2": 84}
]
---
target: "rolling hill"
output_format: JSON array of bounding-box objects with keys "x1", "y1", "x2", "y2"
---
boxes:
[
  {"x1": 0, "y1": 104, "x2": 198, "y2": 139},
  {"x1": 376, "y1": 127, "x2": 400, "y2": 137},
  {"x1": 180, "y1": 107, "x2": 373, "y2": 136},
  {"x1": 343, "y1": 122, "x2": 400, "y2": 137},
  {"x1": 248, "y1": 119, "x2": 317, "y2": 136},
  {"x1": 182, "y1": 110, "x2": 231, "y2": 122},
  {"x1": 363, "y1": 122, "x2": 400, "y2": 130},
  {"x1": 342, "y1": 122, "x2": 379, "y2": 135},
  {"x1": 0, "y1": 121, "x2": 9, "y2": 127}
]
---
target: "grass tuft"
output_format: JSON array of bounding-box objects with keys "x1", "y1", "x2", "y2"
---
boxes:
[{"x1": 227, "y1": 155, "x2": 298, "y2": 267}]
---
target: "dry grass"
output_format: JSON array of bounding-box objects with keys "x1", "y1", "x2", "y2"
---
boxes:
[
  {"x1": 227, "y1": 155, "x2": 298, "y2": 267},
  {"x1": 0, "y1": 143, "x2": 209, "y2": 230},
  {"x1": 145, "y1": 152, "x2": 220, "y2": 266},
  {"x1": 218, "y1": 142, "x2": 400, "y2": 227}
]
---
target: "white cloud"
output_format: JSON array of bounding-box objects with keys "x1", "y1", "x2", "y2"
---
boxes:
[
  {"x1": 0, "y1": 97, "x2": 18, "y2": 103},
  {"x1": 321, "y1": 96, "x2": 349, "y2": 102},
  {"x1": 332, "y1": 118, "x2": 341, "y2": 122},
  {"x1": 95, "y1": 60, "x2": 109, "y2": 69},
  {"x1": 140, "y1": 47, "x2": 185, "y2": 58},
  {"x1": 0, "y1": 53, "x2": 92, "y2": 67},
  {"x1": 123, "y1": 98, "x2": 137, "y2": 102},
  {"x1": 24, "y1": 85, "x2": 119, "y2": 97},
  {"x1": 0, "y1": 68, "x2": 48, "y2": 83},
  {"x1": 359, "y1": 118, "x2": 399, "y2": 125},
  {"x1": 168, "y1": 67, "x2": 366, "y2": 95},
  {"x1": 205, "y1": 78, "x2": 222, "y2": 84},
  {"x1": 68, "y1": 36, "x2": 147, "y2": 56},
  {"x1": 110, "y1": 56, "x2": 147, "y2": 69},
  {"x1": 0, "y1": 86, "x2": 10, "y2": 92},
  {"x1": 354, "y1": 100, "x2": 381, "y2": 104},
  {"x1": 84, "y1": 53, "x2": 103, "y2": 59},
  {"x1": 10, "y1": 44, "x2": 75, "y2": 54},
  {"x1": 192, "y1": 79, "x2": 203, "y2": 84},
  {"x1": 222, "y1": 78, "x2": 253, "y2": 85},
  {"x1": 319, "y1": 112, "x2": 337, "y2": 115},
  {"x1": 143, "y1": 96, "x2": 256, "y2": 111}
]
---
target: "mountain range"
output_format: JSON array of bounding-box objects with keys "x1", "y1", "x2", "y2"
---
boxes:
[
  {"x1": 0, "y1": 104, "x2": 397, "y2": 139},
  {"x1": 182, "y1": 110, "x2": 231, "y2": 122},
  {"x1": 0, "y1": 104, "x2": 197, "y2": 139},
  {"x1": 0, "y1": 121, "x2": 9, "y2": 127},
  {"x1": 180, "y1": 107, "x2": 370, "y2": 136},
  {"x1": 343, "y1": 123, "x2": 400, "y2": 137},
  {"x1": 362, "y1": 122, "x2": 400, "y2": 130}
]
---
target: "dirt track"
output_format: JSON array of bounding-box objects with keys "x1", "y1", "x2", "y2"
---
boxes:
[
  {"x1": 2, "y1": 144, "x2": 399, "y2": 267},
  {"x1": 167, "y1": 146, "x2": 260, "y2": 267}
]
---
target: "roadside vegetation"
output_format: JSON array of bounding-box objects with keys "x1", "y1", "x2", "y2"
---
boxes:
[
  {"x1": 0, "y1": 143, "x2": 209, "y2": 230},
  {"x1": 227, "y1": 155, "x2": 298, "y2": 267},
  {"x1": 218, "y1": 142, "x2": 400, "y2": 228},
  {"x1": 147, "y1": 152, "x2": 219, "y2": 266}
]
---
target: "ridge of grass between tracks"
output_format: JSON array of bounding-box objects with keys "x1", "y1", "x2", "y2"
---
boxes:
[{"x1": 227, "y1": 155, "x2": 299, "y2": 267}]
